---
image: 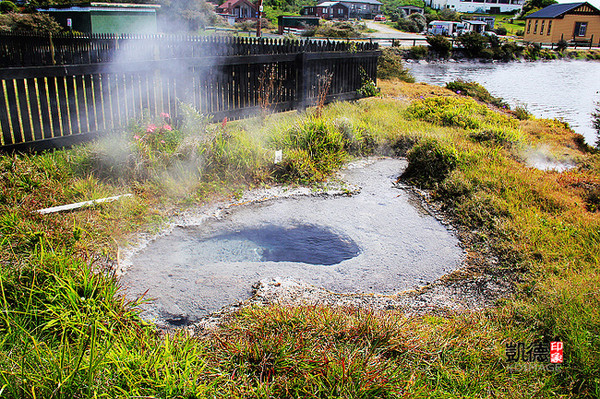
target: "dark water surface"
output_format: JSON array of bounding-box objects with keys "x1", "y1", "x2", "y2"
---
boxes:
[
  {"x1": 122, "y1": 159, "x2": 464, "y2": 327},
  {"x1": 407, "y1": 59, "x2": 600, "y2": 144}
]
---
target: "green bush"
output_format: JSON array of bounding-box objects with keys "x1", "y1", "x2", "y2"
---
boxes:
[
  {"x1": 457, "y1": 32, "x2": 490, "y2": 58},
  {"x1": 271, "y1": 118, "x2": 347, "y2": 183},
  {"x1": 313, "y1": 21, "x2": 362, "y2": 38},
  {"x1": 555, "y1": 38, "x2": 568, "y2": 52},
  {"x1": 0, "y1": 12, "x2": 62, "y2": 33},
  {"x1": 495, "y1": 26, "x2": 507, "y2": 36},
  {"x1": 395, "y1": 18, "x2": 419, "y2": 33},
  {"x1": 401, "y1": 139, "x2": 459, "y2": 187},
  {"x1": 377, "y1": 47, "x2": 415, "y2": 82},
  {"x1": 426, "y1": 35, "x2": 452, "y2": 58},
  {"x1": 0, "y1": 1, "x2": 17, "y2": 13},
  {"x1": 445, "y1": 80, "x2": 508, "y2": 108},
  {"x1": 514, "y1": 105, "x2": 532, "y2": 120},
  {"x1": 410, "y1": 45, "x2": 429, "y2": 59}
]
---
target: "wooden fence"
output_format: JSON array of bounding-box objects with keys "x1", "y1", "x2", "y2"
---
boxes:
[{"x1": 0, "y1": 34, "x2": 379, "y2": 151}]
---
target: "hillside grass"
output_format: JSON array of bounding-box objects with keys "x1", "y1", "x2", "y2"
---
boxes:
[{"x1": 0, "y1": 80, "x2": 599, "y2": 397}]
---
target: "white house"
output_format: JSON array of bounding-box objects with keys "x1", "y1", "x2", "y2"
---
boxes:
[{"x1": 424, "y1": 0, "x2": 523, "y2": 14}]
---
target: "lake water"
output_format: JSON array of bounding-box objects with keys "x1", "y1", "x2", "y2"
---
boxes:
[{"x1": 407, "y1": 59, "x2": 600, "y2": 144}]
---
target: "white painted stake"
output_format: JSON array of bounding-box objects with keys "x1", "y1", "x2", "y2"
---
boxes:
[
  {"x1": 274, "y1": 150, "x2": 283, "y2": 164},
  {"x1": 35, "y1": 194, "x2": 133, "y2": 215}
]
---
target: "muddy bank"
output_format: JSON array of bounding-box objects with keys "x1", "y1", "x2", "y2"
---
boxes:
[{"x1": 121, "y1": 158, "x2": 471, "y2": 328}]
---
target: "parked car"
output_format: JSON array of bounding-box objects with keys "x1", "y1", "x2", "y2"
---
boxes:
[{"x1": 374, "y1": 14, "x2": 386, "y2": 22}]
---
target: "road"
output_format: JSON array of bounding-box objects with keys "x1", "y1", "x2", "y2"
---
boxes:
[{"x1": 364, "y1": 21, "x2": 426, "y2": 40}]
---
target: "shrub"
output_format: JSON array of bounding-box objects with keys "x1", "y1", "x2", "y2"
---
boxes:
[
  {"x1": 427, "y1": 35, "x2": 452, "y2": 58},
  {"x1": 0, "y1": 1, "x2": 17, "y2": 13},
  {"x1": 410, "y1": 45, "x2": 429, "y2": 59},
  {"x1": 514, "y1": 105, "x2": 532, "y2": 120},
  {"x1": 271, "y1": 118, "x2": 347, "y2": 183},
  {"x1": 401, "y1": 139, "x2": 459, "y2": 187},
  {"x1": 408, "y1": 13, "x2": 427, "y2": 32},
  {"x1": 495, "y1": 26, "x2": 507, "y2": 36},
  {"x1": 0, "y1": 12, "x2": 62, "y2": 33},
  {"x1": 457, "y1": 32, "x2": 490, "y2": 58},
  {"x1": 469, "y1": 127, "x2": 524, "y2": 146},
  {"x1": 377, "y1": 47, "x2": 415, "y2": 82},
  {"x1": 314, "y1": 21, "x2": 362, "y2": 38},
  {"x1": 395, "y1": 18, "x2": 418, "y2": 33},
  {"x1": 555, "y1": 38, "x2": 568, "y2": 52},
  {"x1": 445, "y1": 80, "x2": 508, "y2": 108},
  {"x1": 524, "y1": 42, "x2": 542, "y2": 59},
  {"x1": 515, "y1": 29, "x2": 524, "y2": 36}
]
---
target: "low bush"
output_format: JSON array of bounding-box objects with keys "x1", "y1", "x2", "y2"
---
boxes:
[
  {"x1": 445, "y1": 80, "x2": 508, "y2": 108},
  {"x1": 457, "y1": 32, "x2": 490, "y2": 58},
  {"x1": 427, "y1": 35, "x2": 452, "y2": 58},
  {"x1": 405, "y1": 95, "x2": 516, "y2": 131},
  {"x1": 271, "y1": 117, "x2": 347, "y2": 182},
  {"x1": 514, "y1": 105, "x2": 532, "y2": 120},
  {"x1": 495, "y1": 26, "x2": 507, "y2": 36},
  {"x1": 377, "y1": 47, "x2": 415, "y2": 82},
  {"x1": 410, "y1": 45, "x2": 429, "y2": 59},
  {"x1": 313, "y1": 21, "x2": 362, "y2": 38},
  {"x1": 402, "y1": 139, "x2": 459, "y2": 187}
]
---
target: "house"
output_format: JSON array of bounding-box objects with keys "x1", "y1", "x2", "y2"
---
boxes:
[
  {"x1": 301, "y1": 2, "x2": 349, "y2": 20},
  {"x1": 524, "y1": 2, "x2": 600, "y2": 44},
  {"x1": 461, "y1": 19, "x2": 487, "y2": 33},
  {"x1": 470, "y1": 15, "x2": 495, "y2": 30},
  {"x1": 428, "y1": 20, "x2": 462, "y2": 36},
  {"x1": 303, "y1": 0, "x2": 381, "y2": 19},
  {"x1": 340, "y1": 0, "x2": 382, "y2": 19},
  {"x1": 36, "y1": 2, "x2": 160, "y2": 34},
  {"x1": 398, "y1": 5, "x2": 424, "y2": 16},
  {"x1": 216, "y1": 0, "x2": 261, "y2": 22},
  {"x1": 278, "y1": 15, "x2": 320, "y2": 34},
  {"x1": 423, "y1": 0, "x2": 523, "y2": 14}
]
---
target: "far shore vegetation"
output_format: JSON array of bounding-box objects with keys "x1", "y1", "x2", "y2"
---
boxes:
[{"x1": 1, "y1": 60, "x2": 600, "y2": 397}]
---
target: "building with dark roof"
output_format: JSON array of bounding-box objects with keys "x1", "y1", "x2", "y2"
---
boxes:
[
  {"x1": 37, "y1": 2, "x2": 160, "y2": 34},
  {"x1": 524, "y1": 2, "x2": 600, "y2": 44},
  {"x1": 216, "y1": 0, "x2": 261, "y2": 22},
  {"x1": 307, "y1": 0, "x2": 381, "y2": 19},
  {"x1": 301, "y1": 2, "x2": 349, "y2": 19}
]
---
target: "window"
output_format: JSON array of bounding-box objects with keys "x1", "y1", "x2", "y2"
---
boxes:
[
  {"x1": 527, "y1": 20, "x2": 531, "y2": 34},
  {"x1": 540, "y1": 20, "x2": 545, "y2": 35},
  {"x1": 534, "y1": 20, "x2": 538, "y2": 34},
  {"x1": 574, "y1": 22, "x2": 587, "y2": 37},
  {"x1": 547, "y1": 20, "x2": 552, "y2": 35}
]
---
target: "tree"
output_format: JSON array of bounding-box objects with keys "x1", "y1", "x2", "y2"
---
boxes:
[
  {"x1": 0, "y1": 12, "x2": 62, "y2": 33},
  {"x1": 520, "y1": 0, "x2": 557, "y2": 17},
  {"x1": 0, "y1": 1, "x2": 18, "y2": 13}
]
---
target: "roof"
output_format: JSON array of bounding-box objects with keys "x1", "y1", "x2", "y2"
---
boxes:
[
  {"x1": 38, "y1": 2, "x2": 160, "y2": 11},
  {"x1": 526, "y1": 2, "x2": 599, "y2": 18},
  {"x1": 318, "y1": 1, "x2": 345, "y2": 7},
  {"x1": 465, "y1": 20, "x2": 487, "y2": 25},
  {"x1": 328, "y1": 0, "x2": 383, "y2": 5},
  {"x1": 218, "y1": 0, "x2": 257, "y2": 10}
]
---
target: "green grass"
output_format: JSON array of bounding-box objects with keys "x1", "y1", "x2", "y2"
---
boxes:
[{"x1": 1, "y1": 81, "x2": 599, "y2": 397}]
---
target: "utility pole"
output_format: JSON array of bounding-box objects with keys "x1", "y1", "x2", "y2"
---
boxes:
[{"x1": 257, "y1": 0, "x2": 264, "y2": 37}]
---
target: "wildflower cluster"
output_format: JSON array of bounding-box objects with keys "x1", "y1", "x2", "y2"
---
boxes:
[{"x1": 133, "y1": 113, "x2": 178, "y2": 152}]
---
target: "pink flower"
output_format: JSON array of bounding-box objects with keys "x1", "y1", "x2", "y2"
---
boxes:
[
  {"x1": 456, "y1": 90, "x2": 461, "y2": 94},
  {"x1": 162, "y1": 124, "x2": 172, "y2": 131},
  {"x1": 160, "y1": 140, "x2": 166, "y2": 144},
  {"x1": 146, "y1": 124, "x2": 157, "y2": 133},
  {"x1": 222, "y1": 117, "x2": 228, "y2": 128},
  {"x1": 133, "y1": 135, "x2": 141, "y2": 140},
  {"x1": 160, "y1": 112, "x2": 170, "y2": 119}
]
